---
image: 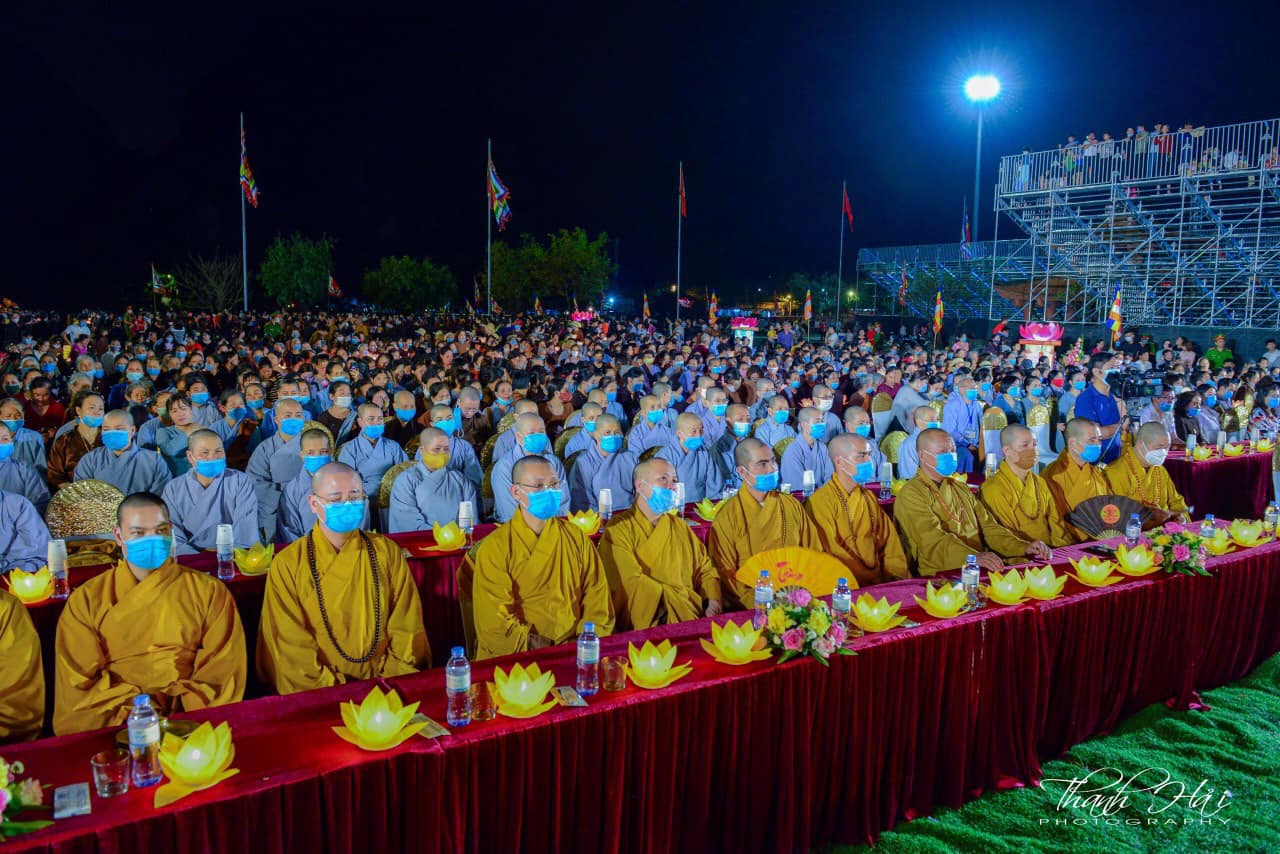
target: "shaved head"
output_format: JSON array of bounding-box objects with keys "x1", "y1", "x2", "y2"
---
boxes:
[
  {"x1": 429, "y1": 404, "x2": 454, "y2": 422},
  {"x1": 844, "y1": 406, "x2": 871, "y2": 427},
  {"x1": 116, "y1": 491, "x2": 170, "y2": 527},
  {"x1": 633, "y1": 457, "x2": 675, "y2": 486},
  {"x1": 676, "y1": 412, "x2": 702, "y2": 436},
  {"x1": 734, "y1": 436, "x2": 769, "y2": 469},
  {"x1": 1000, "y1": 424, "x2": 1032, "y2": 451},
  {"x1": 188, "y1": 429, "x2": 222, "y2": 455},
  {"x1": 514, "y1": 399, "x2": 539, "y2": 416},
  {"x1": 516, "y1": 412, "x2": 546, "y2": 435},
  {"x1": 827, "y1": 431, "x2": 862, "y2": 460},
  {"x1": 103, "y1": 409, "x2": 133, "y2": 431},
  {"x1": 511, "y1": 454, "x2": 554, "y2": 485},
  {"x1": 797, "y1": 406, "x2": 820, "y2": 426},
  {"x1": 311, "y1": 461, "x2": 362, "y2": 498},
  {"x1": 913, "y1": 405, "x2": 936, "y2": 428},
  {"x1": 916, "y1": 427, "x2": 952, "y2": 455},
  {"x1": 419, "y1": 426, "x2": 451, "y2": 456},
  {"x1": 1136, "y1": 421, "x2": 1171, "y2": 446}
]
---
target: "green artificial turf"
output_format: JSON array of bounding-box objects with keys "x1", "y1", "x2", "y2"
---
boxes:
[{"x1": 837, "y1": 652, "x2": 1280, "y2": 853}]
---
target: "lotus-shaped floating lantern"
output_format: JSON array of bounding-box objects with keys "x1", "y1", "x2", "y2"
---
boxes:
[
  {"x1": 493, "y1": 662, "x2": 557, "y2": 718},
  {"x1": 852, "y1": 593, "x2": 907, "y2": 632},
  {"x1": 1023, "y1": 566, "x2": 1068, "y2": 600},
  {"x1": 889, "y1": 478, "x2": 909, "y2": 496},
  {"x1": 625, "y1": 639, "x2": 692, "y2": 689},
  {"x1": 699, "y1": 619, "x2": 772, "y2": 666},
  {"x1": 949, "y1": 472, "x2": 969, "y2": 485},
  {"x1": 1069, "y1": 556, "x2": 1121, "y2": 587},
  {"x1": 694, "y1": 498, "x2": 723, "y2": 522},
  {"x1": 332, "y1": 686, "x2": 425, "y2": 750},
  {"x1": 567, "y1": 510, "x2": 602, "y2": 536},
  {"x1": 913, "y1": 581, "x2": 968, "y2": 618},
  {"x1": 1114, "y1": 543, "x2": 1160, "y2": 576},
  {"x1": 1228, "y1": 518, "x2": 1267, "y2": 547},
  {"x1": 1018, "y1": 322, "x2": 1064, "y2": 343},
  {"x1": 1256, "y1": 438, "x2": 1275, "y2": 453},
  {"x1": 154, "y1": 722, "x2": 239, "y2": 808},
  {"x1": 233, "y1": 542, "x2": 274, "y2": 575},
  {"x1": 1192, "y1": 445, "x2": 1214, "y2": 461},
  {"x1": 1222, "y1": 442, "x2": 1244, "y2": 457},
  {"x1": 1203, "y1": 529, "x2": 1233, "y2": 556},
  {"x1": 6, "y1": 565, "x2": 53, "y2": 604},
  {"x1": 429, "y1": 521, "x2": 466, "y2": 551},
  {"x1": 983, "y1": 568, "x2": 1028, "y2": 605}
]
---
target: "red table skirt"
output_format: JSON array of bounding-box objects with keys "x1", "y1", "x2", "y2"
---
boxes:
[
  {"x1": 1163, "y1": 449, "x2": 1273, "y2": 520},
  {"x1": 8, "y1": 538, "x2": 1279, "y2": 852}
]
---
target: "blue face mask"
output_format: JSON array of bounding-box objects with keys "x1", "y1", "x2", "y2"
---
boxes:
[
  {"x1": 733, "y1": 421, "x2": 750, "y2": 437},
  {"x1": 809, "y1": 422, "x2": 826, "y2": 439},
  {"x1": 147, "y1": 367, "x2": 161, "y2": 377},
  {"x1": 753, "y1": 471, "x2": 780, "y2": 492},
  {"x1": 321, "y1": 500, "x2": 365, "y2": 533},
  {"x1": 790, "y1": 381, "x2": 800, "y2": 389},
  {"x1": 711, "y1": 403, "x2": 728, "y2": 417},
  {"x1": 600, "y1": 435, "x2": 623, "y2": 453},
  {"x1": 646, "y1": 485, "x2": 676, "y2": 514},
  {"x1": 1269, "y1": 397, "x2": 1280, "y2": 410},
  {"x1": 1080, "y1": 443, "x2": 1102, "y2": 463},
  {"x1": 363, "y1": 424, "x2": 385, "y2": 440},
  {"x1": 646, "y1": 410, "x2": 663, "y2": 424},
  {"x1": 395, "y1": 408, "x2": 416, "y2": 423},
  {"x1": 102, "y1": 429, "x2": 131, "y2": 451},
  {"x1": 522, "y1": 433, "x2": 549, "y2": 454},
  {"x1": 1221, "y1": 391, "x2": 1234, "y2": 402},
  {"x1": 92, "y1": 368, "x2": 104, "y2": 378},
  {"x1": 0, "y1": 443, "x2": 12, "y2": 461},
  {"x1": 682, "y1": 435, "x2": 704, "y2": 451},
  {"x1": 227, "y1": 406, "x2": 247, "y2": 421},
  {"x1": 926, "y1": 420, "x2": 941, "y2": 429},
  {"x1": 606, "y1": 391, "x2": 618, "y2": 402},
  {"x1": 853, "y1": 424, "x2": 871, "y2": 438},
  {"x1": 525, "y1": 488, "x2": 561, "y2": 520},
  {"x1": 189, "y1": 392, "x2": 210, "y2": 405},
  {"x1": 2, "y1": 419, "x2": 22, "y2": 434},
  {"x1": 293, "y1": 395, "x2": 311, "y2": 405},
  {"x1": 433, "y1": 418, "x2": 458, "y2": 435},
  {"x1": 1186, "y1": 407, "x2": 1200, "y2": 418},
  {"x1": 81, "y1": 414, "x2": 104, "y2": 428},
  {"x1": 303, "y1": 453, "x2": 331, "y2": 474},
  {"x1": 852, "y1": 460, "x2": 876, "y2": 484},
  {"x1": 194, "y1": 458, "x2": 226, "y2": 478},
  {"x1": 247, "y1": 398, "x2": 265, "y2": 411},
  {"x1": 280, "y1": 417, "x2": 305, "y2": 436},
  {"x1": 124, "y1": 534, "x2": 172, "y2": 571},
  {"x1": 1029, "y1": 387, "x2": 1045, "y2": 397},
  {"x1": 583, "y1": 420, "x2": 597, "y2": 433},
  {"x1": 933, "y1": 451, "x2": 959, "y2": 477},
  {"x1": 496, "y1": 397, "x2": 513, "y2": 407},
  {"x1": 1158, "y1": 402, "x2": 1173, "y2": 412},
  {"x1": 175, "y1": 351, "x2": 187, "y2": 359},
  {"x1": 1204, "y1": 396, "x2": 1217, "y2": 408},
  {"x1": 1072, "y1": 380, "x2": 1086, "y2": 391},
  {"x1": 1008, "y1": 387, "x2": 1023, "y2": 398},
  {"x1": 710, "y1": 366, "x2": 725, "y2": 375},
  {"x1": 41, "y1": 364, "x2": 56, "y2": 374},
  {"x1": 980, "y1": 382, "x2": 993, "y2": 393},
  {"x1": 964, "y1": 389, "x2": 979, "y2": 401},
  {"x1": 126, "y1": 370, "x2": 143, "y2": 383},
  {"x1": 772, "y1": 410, "x2": 788, "y2": 424}
]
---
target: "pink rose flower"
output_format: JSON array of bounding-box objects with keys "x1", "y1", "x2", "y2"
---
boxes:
[
  {"x1": 782, "y1": 627, "x2": 806, "y2": 652},
  {"x1": 20, "y1": 777, "x2": 42, "y2": 807},
  {"x1": 790, "y1": 588, "x2": 812, "y2": 608},
  {"x1": 829, "y1": 622, "x2": 847, "y2": 646},
  {"x1": 0, "y1": 785, "x2": 10, "y2": 814},
  {"x1": 815, "y1": 638, "x2": 836, "y2": 658},
  {"x1": 1172, "y1": 543, "x2": 1191, "y2": 562}
]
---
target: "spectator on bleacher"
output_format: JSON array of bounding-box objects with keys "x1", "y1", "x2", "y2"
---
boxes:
[{"x1": 1260, "y1": 340, "x2": 1280, "y2": 370}]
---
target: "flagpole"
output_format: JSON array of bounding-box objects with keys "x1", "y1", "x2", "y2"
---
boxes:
[
  {"x1": 240, "y1": 112, "x2": 249, "y2": 312},
  {"x1": 836, "y1": 180, "x2": 846, "y2": 329},
  {"x1": 486, "y1": 138, "x2": 493, "y2": 316},
  {"x1": 675, "y1": 161, "x2": 683, "y2": 325}
]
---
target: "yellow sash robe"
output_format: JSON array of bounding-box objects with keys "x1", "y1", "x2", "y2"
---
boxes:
[
  {"x1": 0, "y1": 590, "x2": 43, "y2": 742},
  {"x1": 893, "y1": 474, "x2": 1030, "y2": 576},
  {"x1": 1042, "y1": 450, "x2": 1114, "y2": 542},
  {"x1": 978, "y1": 462, "x2": 1073, "y2": 548},
  {"x1": 803, "y1": 477, "x2": 908, "y2": 587},
  {"x1": 1105, "y1": 447, "x2": 1189, "y2": 515},
  {"x1": 707, "y1": 490, "x2": 816, "y2": 610}
]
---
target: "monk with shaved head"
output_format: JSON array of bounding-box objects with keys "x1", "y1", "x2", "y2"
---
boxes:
[
  {"x1": 257, "y1": 461, "x2": 428, "y2": 694},
  {"x1": 1104, "y1": 421, "x2": 1188, "y2": 523},
  {"x1": 162, "y1": 428, "x2": 258, "y2": 554},
  {"x1": 1041, "y1": 417, "x2": 1114, "y2": 542},
  {"x1": 977, "y1": 424, "x2": 1072, "y2": 547}
]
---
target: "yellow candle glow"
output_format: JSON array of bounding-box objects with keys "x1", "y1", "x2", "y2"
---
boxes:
[
  {"x1": 700, "y1": 619, "x2": 771, "y2": 665},
  {"x1": 154, "y1": 722, "x2": 240, "y2": 808},
  {"x1": 493, "y1": 662, "x2": 556, "y2": 716},
  {"x1": 567, "y1": 510, "x2": 602, "y2": 535},
  {"x1": 852, "y1": 593, "x2": 907, "y2": 632},
  {"x1": 1228, "y1": 519, "x2": 1265, "y2": 547},
  {"x1": 1114, "y1": 543, "x2": 1159, "y2": 576},
  {"x1": 1024, "y1": 566, "x2": 1067, "y2": 599},
  {"x1": 6, "y1": 566, "x2": 53, "y2": 604},
  {"x1": 913, "y1": 582, "x2": 968, "y2": 618},
  {"x1": 332, "y1": 686, "x2": 424, "y2": 751},
  {"x1": 625, "y1": 640, "x2": 692, "y2": 689},
  {"x1": 1069, "y1": 556, "x2": 1119, "y2": 587},
  {"x1": 984, "y1": 569, "x2": 1028, "y2": 605}
]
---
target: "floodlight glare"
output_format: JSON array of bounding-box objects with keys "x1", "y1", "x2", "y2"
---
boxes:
[{"x1": 964, "y1": 74, "x2": 1000, "y2": 103}]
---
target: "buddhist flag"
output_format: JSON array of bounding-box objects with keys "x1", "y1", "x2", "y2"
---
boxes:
[
  {"x1": 709, "y1": 291, "x2": 718, "y2": 323},
  {"x1": 803, "y1": 289, "x2": 813, "y2": 321},
  {"x1": 643, "y1": 291, "x2": 651, "y2": 320},
  {"x1": 960, "y1": 199, "x2": 973, "y2": 259},
  {"x1": 240, "y1": 129, "x2": 260, "y2": 208},
  {"x1": 897, "y1": 263, "x2": 909, "y2": 307},
  {"x1": 679, "y1": 163, "x2": 687, "y2": 218},
  {"x1": 473, "y1": 276, "x2": 482, "y2": 305},
  {"x1": 1107, "y1": 286, "x2": 1123, "y2": 344},
  {"x1": 492, "y1": 297, "x2": 503, "y2": 315},
  {"x1": 933, "y1": 286, "x2": 944, "y2": 335},
  {"x1": 465, "y1": 299, "x2": 475, "y2": 315},
  {"x1": 150, "y1": 264, "x2": 169, "y2": 295},
  {"x1": 488, "y1": 156, "x2": 512, "y2": 231},
  {"x1": 327, "y1": 274, "x2": 342, "y2": 298},
  {"x1": 573, "y1": 294, "x2": 579, "y2": 312},
  {"x1": 534, "y1": 294, "x2": 542, "y2": 313},
  {"x1": 842, "y1": 185, "x2": 854, "y2": 232}
]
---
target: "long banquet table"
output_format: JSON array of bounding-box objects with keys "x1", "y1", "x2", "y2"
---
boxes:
[
  {"x1": 1162, "y1": 446, "x2": 1273, "y2": 520},
  {"x1": 7, "y1": 530, "x2": 1279, "y2": 852}
]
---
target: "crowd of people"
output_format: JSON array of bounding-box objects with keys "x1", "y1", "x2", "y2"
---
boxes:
[{"x1": 2, "y1": 304, "x2": 1279, "y2": 741}]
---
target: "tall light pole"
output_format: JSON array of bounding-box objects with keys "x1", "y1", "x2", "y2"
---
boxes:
[{"x1": 964, "y1": 74, "x2": 1001, "y2": 244}]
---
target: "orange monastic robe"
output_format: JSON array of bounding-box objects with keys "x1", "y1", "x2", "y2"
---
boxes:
[
  {"x1": 707, "y1": 489, "x2": 817, "y2": 610},
  {"x1": 0, "y1": 590, "x2": 43, "y2": 742}
]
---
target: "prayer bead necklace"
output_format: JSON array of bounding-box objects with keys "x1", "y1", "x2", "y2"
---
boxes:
[
  {"x1": 1123, "y1": 451, "x2": 1166, "y2": 508},
  {"x1": 305, "y1": 531, "x2": 383, "y2": 664},
  {"x1": 1006, "y1": 467, "x2": 1046, "y2": 520}
]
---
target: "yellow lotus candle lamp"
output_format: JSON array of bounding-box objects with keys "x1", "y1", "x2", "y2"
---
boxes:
[
  {"x1": 493, "y1": 662, "x2": 557, "y2": 718},
  {"x1": 625, "y1": 640, "x2": 692, "y2": 689},
  {"x1": 1222, "y1": 442, "x2": 1244, "y2": 457},
  {"x1": 1228, "y1": 519, "x2": 1266, "y2": 547},
  {"x1": 1068, "y1": 556, "x2": 1121, "y2": 588},
  {"x1": 154, "y1": 722, "x2": 239, "y2": 808},
  {"x1": 1114, "y1": 543, "x2": 1160, "y2": 576},
  {"x1": 983, "y1": 569, "x2": 1028, "y2": 605},
  {"x1": 889, "y1": 478, "x2": 908, "y2": 496},
  {"x1": 913, "y1": 581, "x2": 968, "y2": 619},
  {"x1": 1257, "y1": 438, "x2": 1275, "y2": 453},
  {"x1": 700, "y1": 619, "x2": 772, "y2": 666},
  {"x1": 1203, "y1": 530, "x2": 1233, "y2": 556},
  {"x1": 1191, "y1": 445, "x2": 1214, "y2": 461},
  {"x1": 233, "y1": 542, "x2": 274, "y2": 575},
  {"x1": 1023, "y1": 566, "x2": 1068, "y2": 600},
  {"x1": 852, "y1": 593, "x2": 907, "y2": 632},
  {"x1": 694, "y1": 497, "x2": 723, "y2": 521},
  {"x1": 431, "y1": 521, "x2": 466, "y2": 550},
  {"x1": 332, "y1": 686, "x2": 425, "y2": 750},
  {"x1": 567, "y1": 509, "x2": 602, "y2": 536},
  {"x1": 6, "y1": 565, "x2": 53, "y2": 604}
]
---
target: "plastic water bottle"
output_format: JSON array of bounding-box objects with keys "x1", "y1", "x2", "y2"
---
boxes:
[
  {"x1": 801, "y1": 470, "x2": 816, "y2": 498},
  {"x1": 1264, "y1": 502, "x2": 1278, "y2": 534},
  {"x1": 753, "y1": 570, "x2": 774, "y2": 630},
  {"x1": 216, "y1": 524, "x2": 235, "y2": 581},
  {"x1": 1200, "y1": 514, "x2": 1216, "y2": 539},
  {"x1": 961, "y1": 555, "x2": 980, "y2": 607},
  {"x1": 879, "y1": 462, "x2": 894, "y2": 501},
  {"x1": 48, "y1": 538, "x2": 70, "y2": 599},
  {"x1": 127, "y1": 695, "x2": 163, "y2": 787},
  {"x1": 1125, "y1": 513, "x2": 1141, "y2": 546},
  {"x1": 831, "y1": 578, "x2": 852, "y2": 626},
  {"x1": 445, "y1": 646, "x2": 472, "y2": 727},
  {"x1": 598, "y1": 488, "x2": 614, "y2": 521},
  {"x1": 575, "y1": 623, "x2": 600, "y2": 697}
]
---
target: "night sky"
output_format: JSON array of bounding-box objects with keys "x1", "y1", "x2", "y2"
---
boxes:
[{"x1": 5, "y1": 1, "x2": 1278, "y2": 310}]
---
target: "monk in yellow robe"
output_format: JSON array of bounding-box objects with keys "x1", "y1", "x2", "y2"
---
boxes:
[
  {"x1": 894, "y1": 428, "x2": 1051, "y2": 576},
  {"x1": 54, "y1": 492, "x2": 246, "y2": 735},
  {"x1": 978, "y1": 424, "x2": 1073, "y2": 547},
  {"x1": 1105, "y1": 422, "x2": 1189, "y2": 523},
  {"x1": 803, "y1": 432, "x2": 908, "y2": 586},
  {"x1": 1042, "y1": 417, "x2": 1114, "y2": 542},
  {"x1": 707, "y1": 437, "x2": 817, "y2": 610},
  {"x1": 257, "y1": 462, "x2": 428, "y2": 694},
  {"x1": 0, "y1": 589, "x2": 43, "y2": 742},
  {"x1": 598, "y1": 458, "x2": 722, "y2": 629},
  {"x1": 462, "y1": 455, "x2": 614, "y2": 659}
]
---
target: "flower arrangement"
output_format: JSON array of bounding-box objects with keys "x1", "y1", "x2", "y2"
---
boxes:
[
  {"x1": 1148, "y1": 524, "x2": 1209, "y2": 576},
  {"x1": 761, "y1": 586, "x2": 853, "y2": 665},
  {"x1": 1062, "y1": 336, "x2": 1086, "y2": 367},
  {"x1": 0, "y1": 756, "x2": 50, "y2": 839}
]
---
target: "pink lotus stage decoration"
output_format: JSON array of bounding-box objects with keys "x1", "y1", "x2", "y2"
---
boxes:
[
  {"x1": 570, "y1": 311, "x2": 594, "y2": 322},
  {"x1": 1018, "y1": 322, "x2": 1064, "y2": 343},
  {"x1": 730, "y1": 317, "x2": 758, "y2": 329}
]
